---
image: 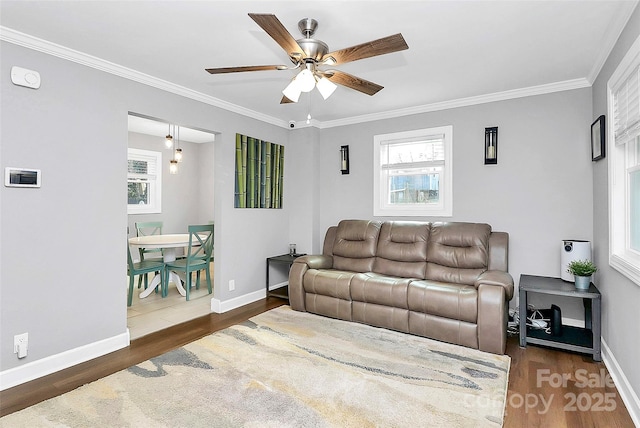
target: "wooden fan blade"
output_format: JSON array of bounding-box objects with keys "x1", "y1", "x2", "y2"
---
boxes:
[
  {"x1": 280, "y1": 95, "x2": 295, "y2": 104},
  {"x1": 323, "y1": 33, "x2": 408, "y2": 65},
  {"x1": 324, "y1": 70, "x2": 384, "y2": 96},
  {"x1": 249, "y1": 13, "x2": 305, "y2": 58},
  {"x1": 205, "y1": 65, "x2": 287, "y2": 74}
]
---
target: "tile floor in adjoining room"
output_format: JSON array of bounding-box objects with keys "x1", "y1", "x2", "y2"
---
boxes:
[{"x1": 127, "y1": 265, "x2": 213, "y2": 340}]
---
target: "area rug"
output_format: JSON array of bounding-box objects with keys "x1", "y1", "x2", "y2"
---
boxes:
[{"x1": 1, "y1": 306, "x2": 510, "y2": 427}]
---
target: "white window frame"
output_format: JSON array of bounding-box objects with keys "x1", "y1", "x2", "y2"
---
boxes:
[
  {"x1": 373, "y1": 126, "x2": 453, "y2": 217},
  {"x1": 128, "y1": 148, "x2": 162, "y2": 215},
  {"x1": 607, "y1": 34, "x2": 640, "y2": 286}
]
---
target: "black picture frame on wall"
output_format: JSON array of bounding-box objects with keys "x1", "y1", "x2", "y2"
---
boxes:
[{"x1": 591, "y1": 115, "x2": 606, "y2": 161}]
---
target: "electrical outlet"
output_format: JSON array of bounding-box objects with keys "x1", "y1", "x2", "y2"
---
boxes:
[
  {"x1": 14, "y1": 333, "x2": 28, "y2": 358},
  {"x1": 229, "y1": 279, "x2": 235, "y2": 291}
]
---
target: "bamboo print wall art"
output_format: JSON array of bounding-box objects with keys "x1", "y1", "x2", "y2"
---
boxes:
[{"x1": 235, "y1": 133, "x2": 285, "y2": 208}]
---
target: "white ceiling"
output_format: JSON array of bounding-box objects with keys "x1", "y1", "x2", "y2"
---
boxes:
[{"x1": 1, "y1": 1, "x2": 638, "y2": 128}]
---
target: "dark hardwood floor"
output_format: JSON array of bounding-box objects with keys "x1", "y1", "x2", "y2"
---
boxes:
[{"x1": 1, "y1": 298, "x2": 636, "y2": 427}]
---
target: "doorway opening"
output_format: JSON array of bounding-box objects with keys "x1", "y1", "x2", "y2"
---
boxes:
[{"x1": 127, "y1": 113, "x2": 218, "y2": 339}]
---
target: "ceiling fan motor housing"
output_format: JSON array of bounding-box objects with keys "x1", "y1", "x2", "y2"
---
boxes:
[
  {"x1": 296, "y1": 38, "x2": 328, "y2": 62},
  {"x1": 295, "y1": 18, "x2": 328, "y2": 62}
]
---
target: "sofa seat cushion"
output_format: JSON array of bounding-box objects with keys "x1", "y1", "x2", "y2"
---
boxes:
[
  {"x1": 351, "y1": 272, "x2": 411, "y2": 308},
  {"x1": 302, "y1": 269, "x2": 355, "y2": 300},
  {"x1": 407, "y1": 280, "x2": 478, "y2": 323}
]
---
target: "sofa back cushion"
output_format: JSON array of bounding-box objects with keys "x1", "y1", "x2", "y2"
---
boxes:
[
  {"x1": 373, "y1": 221, "x2": 430, "y2": 278},
  {"x1": 425, "y1": 222, "x2": 491, "y2": 285},
  {"x1": 332, "y1": 220, "x2": 382, "y2": 272}
]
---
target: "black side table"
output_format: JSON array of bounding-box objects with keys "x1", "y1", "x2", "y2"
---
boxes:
[
  {"x1": 266, "y1": 254, "x2": 305, "y2": 299},
  {"x1": 519, "y1": 274, "x2": 601, "y2": 361}
]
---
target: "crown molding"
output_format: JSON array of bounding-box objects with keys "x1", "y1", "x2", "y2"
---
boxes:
[
  {"x1": 0, "y1": 26, "x2": 288, "y2": 129},
  {"x1": 318, "y1": 78, "x2": 591, "y2": 129},
  {"x1": 1, "y1": 26, "x2": 593, "y2": 131},
  {"x1": 586, "y1": 0, "x2": 639, "y2": 84}
]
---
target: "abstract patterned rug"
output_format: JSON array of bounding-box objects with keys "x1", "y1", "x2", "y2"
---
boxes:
[{"x1": 1, "y1": 306, "x2": 510, "y2": 427}]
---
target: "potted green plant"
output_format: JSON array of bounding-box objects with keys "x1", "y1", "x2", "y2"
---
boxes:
[{"x1": 566, "y1": 259, "x2": 597, "y2": 290}]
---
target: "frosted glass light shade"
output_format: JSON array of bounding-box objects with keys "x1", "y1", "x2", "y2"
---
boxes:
[
  {"x1": 282, "y1": 80, "x2": 302, "y2": 102},
  {"x1": 316, "y1": 77, "x2": 337, "y2": 100},
  {"x1": 296, "y1": 69, "x2": 316, "y2": 92},
  {"x1": 169, "y1": 159, "x2": 178, "y2": 174}
]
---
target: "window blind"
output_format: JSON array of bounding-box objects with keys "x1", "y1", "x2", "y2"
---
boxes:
[
  {"x1": 382, "y1": 135, "x2": 445, "y2": 169},
  {"x1": 613, "y1": 64, "x2": 640, "y2": 146}
]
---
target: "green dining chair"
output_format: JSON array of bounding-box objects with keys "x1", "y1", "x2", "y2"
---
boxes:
[
  {"x1": 127, "y1": 244, "x2": 165, "y2": 307},
  {"x1": 135, "y1": 221, "x2": 163, "y2": 290},
  {"x1": 164, "y1": 224, "x2": 214, "y2": 301}
]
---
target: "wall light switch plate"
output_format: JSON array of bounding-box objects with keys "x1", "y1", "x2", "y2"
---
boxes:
[{"x1": 11, "y1": 66, "x2": 41, "y2": 89}]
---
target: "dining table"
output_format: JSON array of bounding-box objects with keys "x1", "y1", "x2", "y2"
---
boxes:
[{"x1": 128, "y1": 233, "x2": 195, "y2": 298}]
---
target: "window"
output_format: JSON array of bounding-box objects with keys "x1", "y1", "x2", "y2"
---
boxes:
[
  {"x1": 128, "y1": 148, "x2": 162, "y2": 214},
  {"x1": 374, "y1": 126, "x2": 453, "y2": 217},
  {"x1": 608, "y1": 35, "x2": 640, "y2": 286}
]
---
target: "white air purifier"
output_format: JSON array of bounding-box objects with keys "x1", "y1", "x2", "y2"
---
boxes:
[{"x1": 561, "y1": 240, "x2": 591, "y2": 281}]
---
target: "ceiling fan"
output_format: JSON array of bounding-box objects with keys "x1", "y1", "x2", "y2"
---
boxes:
[{"x1": 205, "y1": 13, "x2": 409, "y2": 104}]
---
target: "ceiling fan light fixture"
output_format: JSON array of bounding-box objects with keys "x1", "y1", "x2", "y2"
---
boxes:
[
  {"x1": 296, "y1": 69, "x2": 316, "y2": 92},
  {"x1": 316, "y1": 76, "x2": 337, "y2": 100},
  {"x1": 282, "y1": 80, "x2": 302, "y2": 102}
]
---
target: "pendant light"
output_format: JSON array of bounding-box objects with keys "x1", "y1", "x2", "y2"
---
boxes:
[
  {"x1": 165, "y1": 124, "x2": 173, "y2": 149},
  {"x1": 174, "y1": 126, "x2": 183, "y2": 162},
  {"x1": 169, "y1": 125, "x2": 180, "y2": 174}
]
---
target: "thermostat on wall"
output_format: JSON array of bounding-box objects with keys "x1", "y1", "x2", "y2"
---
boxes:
[
  {"x1": 4, "y1": 167, "x2": 41, "y2": 188},
  {"x1": 11, "y1": 66, "x2": 41, "y2": 89}
]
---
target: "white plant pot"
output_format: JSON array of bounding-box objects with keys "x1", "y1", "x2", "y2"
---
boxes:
[{"x1": 574, "y1": 275, "x2": 591, "y2": 290}]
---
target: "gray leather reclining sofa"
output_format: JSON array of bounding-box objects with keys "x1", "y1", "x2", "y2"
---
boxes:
[{"x1": 289, "y1": 220, "x2": 514, "y2": 354}]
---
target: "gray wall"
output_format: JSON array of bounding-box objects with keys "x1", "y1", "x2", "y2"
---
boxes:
[
  {"x1": 0, "y1": 41, "x2": 291, "y2": 374},
  {"x1": 592, "y1": 3, "x2": 640, "y2": 417}
]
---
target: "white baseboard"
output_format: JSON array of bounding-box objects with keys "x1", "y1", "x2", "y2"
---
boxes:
[
  {"x1": 269, "y1": 281, "x2": 288, "y2": 291},
  {"x1": 211, "y1": 289, "x2": 267, "y2": 313},
  {"x1": 0, "y1": 330, "x2": 130, "y2": 391},
  {"x1": 602, "y1": 338, "x2": 640, "y2": 427}
]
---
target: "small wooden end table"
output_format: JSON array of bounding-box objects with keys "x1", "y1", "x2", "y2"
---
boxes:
[
  {"x1": 519, "y1": 274, "x2": 601, "y2": 361},
  {"x1": 265, "y1": 254, "x2": 305, "y2": 299}
]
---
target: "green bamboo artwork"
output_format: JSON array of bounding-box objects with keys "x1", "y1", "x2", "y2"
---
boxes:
[{"x1": 235, "y1": 133, "x2": 284, "y2": 208}]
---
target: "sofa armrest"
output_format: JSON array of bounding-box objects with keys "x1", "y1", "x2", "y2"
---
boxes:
[
  {"x1": 296, "y1": 255, "x2": 334, "y2": 270},
  {"x1": 475, "y1": 270, "x2": 514, "y2": 301},
  {"x1": 288, "y1": 255, "x2": 334, "y2": 312},
  {"x1": 477, "y1": 284, "x2": 508, "y2": 354}
]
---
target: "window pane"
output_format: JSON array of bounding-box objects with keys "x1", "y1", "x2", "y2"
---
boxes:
[
  {"x1": 630, "y1": 169, "x2": 640, "y2": 251},
  {"x1": 128, "y1": 181, "x2": 149, "y2": 205},
  {"x1": 388, "y1": 170, "x2": 440, "y2": 205},
  {"x1": 128, "y1": 159, "x2": 148, "y2": 174}
]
